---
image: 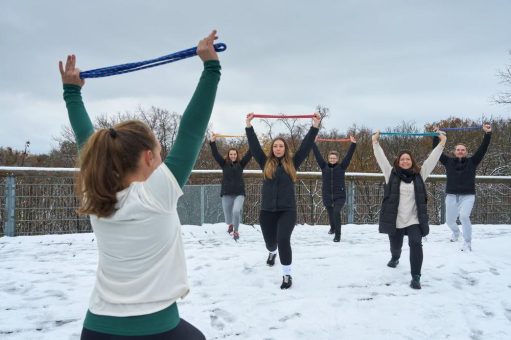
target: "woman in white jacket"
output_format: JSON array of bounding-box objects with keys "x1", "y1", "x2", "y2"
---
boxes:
[{"x1": 372, "y1": 130, "x2": 446, "y2": 289}]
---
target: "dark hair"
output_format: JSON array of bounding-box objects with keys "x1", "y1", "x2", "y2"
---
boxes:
[
  {"x1": 224, "y1": 148, "x2": 240, "y2": 164},
  {"x1": 263, "y1": 137, "x2": 297, "y2": 182},
  {"x1": 393, "y1": 150, "x2": 420, "y2": 173},
  {"x1": 328, "y1": 150, "x2": 340, "y2": 158},
  {"x1": 76, "y1": 120, "x2": 157, "y2": 218}
]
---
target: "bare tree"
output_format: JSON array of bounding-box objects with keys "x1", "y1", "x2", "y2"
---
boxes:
[
  {"x1": 493, "y1": 51, "x2": 511, "y2": 105},
  {"x1": 52, "y1": 106, "x2": 183, "y2": 162}
]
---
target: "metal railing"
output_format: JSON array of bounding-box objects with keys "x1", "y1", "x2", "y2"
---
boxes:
[{"x1": 1, "y1": 167, "x2": 510, "y2": 236}]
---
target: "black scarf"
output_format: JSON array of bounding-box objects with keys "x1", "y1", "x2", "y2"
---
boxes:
[{"x1": 394, "y1": 167, "x2": 416, "y2": 183}]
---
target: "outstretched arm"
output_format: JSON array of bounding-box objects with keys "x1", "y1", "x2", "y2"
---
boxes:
[
  {"x1": 421, "y1": 132, "x2": 447, "y2": 180},
  {"x1": 432, "y1": 127, "x2": 449, "y2": 165},
  {"x1": 339, "y1": 136, "x2": 357, "y2": 170},
  {"x1": 209, "y1": 140, "x2": 226, "y2": 167},
  {"x1": 245, "y1": 113, "x2": 266, "y2": 169},
  {"x1": 471, "y1": 124, "x2": 492, "y2": 166},
  {"x1": 59, "y1": 55, "x2": 94, "y2": 151},
  {"x1": 311, "y1": 142, "x2": 327, "y2": 169},
  {"x1": 372, "y1": 131, "x2": 392, "y2": 183},
  {"x1": 240, "y1": 149, "x2": 252, "y2": 168},
  {"x1": 293, "y1": 113, "x2": 321, "y2": 169},
  {"x1": 164, "y1": 31, "x2": 221, "y2": 188}
]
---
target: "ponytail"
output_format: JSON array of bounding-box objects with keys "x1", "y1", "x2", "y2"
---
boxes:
[{"x1": 76, "y1": 120, "x2": 156, "y2": 217}]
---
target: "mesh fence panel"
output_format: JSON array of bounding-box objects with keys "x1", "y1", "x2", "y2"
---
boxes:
[{"x1": 1, "y1": 171, "x2": 510, "y2": 236}]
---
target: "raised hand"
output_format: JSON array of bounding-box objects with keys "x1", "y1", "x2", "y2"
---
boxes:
[
  {"x1": 197, "y1": 30, "x2": 219, "y2": 62},
  {"x1": 246, "y1": 113, "x2": 255, "y2": 127},
  {"x1": 350, "y1": 135, "x2": 357, "y2": 143},
  {"x1": 59, "y1": 54, "x2": 85, "y2": 87},
  {"x1": 438, "y1": 130, "x2": 447, "y2": 144},
  {"x1": 372, "y1": 130, "x2": 380, "y2": 144},
  {"x1": 483, "y1": 123, "x2": 492, "y2": 133},
  {"x1": 312, "y1": 112, "x2": 321, "y2": 128}
]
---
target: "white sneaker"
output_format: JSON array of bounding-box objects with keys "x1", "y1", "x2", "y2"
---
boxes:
[
  {"x1": 450, "y1": 232, "x2": 460, "y2": 242},
  {"x1": 461, "y1": 241, "x2": 472, "y2": 252}
]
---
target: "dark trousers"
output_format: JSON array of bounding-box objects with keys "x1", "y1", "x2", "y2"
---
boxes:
[
  {"x1": 388, "y1": 224, "x2": 423, "y2": 276},
  {"x1": 325, "y1": 199, "x2": 345, "y2": 237},
  {"x1": 80, "y1": 319, "x2": 205, "y2": 340},
  {"x1": 259, "y1": 210, "x2": 297, "y2": 266}
]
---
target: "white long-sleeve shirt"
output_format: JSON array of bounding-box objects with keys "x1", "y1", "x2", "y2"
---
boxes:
[
  {"x1": 373, "y1": 142, "x2": 444, "y2": 228},
  {"x1": 88, "y1": 163, "x2": 188, "y2": 316}
]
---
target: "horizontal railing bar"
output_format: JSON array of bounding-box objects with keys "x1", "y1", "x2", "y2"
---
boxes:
[{"x1": 1, "y1": 166, "x2": 510, "y2": 183}]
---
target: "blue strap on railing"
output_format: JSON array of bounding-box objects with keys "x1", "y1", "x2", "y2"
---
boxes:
[
  {"x1": 439, "y1": 126, "x2": 482, "y2": 131},
  {"x1": 379, "y1": 132, "x2": 439, "y2": 137},
  {"x1": 80, "y1": 43, "x2": 227, "y2": 79}
]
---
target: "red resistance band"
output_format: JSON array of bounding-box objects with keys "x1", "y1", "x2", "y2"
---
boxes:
[
  {"x1": 251, "y1": 114, "x2": 315, "y2": 119},
  {"x1": 316, "y1": 138, "x2": 351, "y2": 143}
]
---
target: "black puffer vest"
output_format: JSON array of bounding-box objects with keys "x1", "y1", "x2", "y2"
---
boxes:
[
  {"x1": 220, "y1": 162, "x2": 246, "y2": 196},
  {"x1": 379, "y1": 170, "x2": 429, "y2": 236},
  {"x1": 320, "y1": 164, "x2": 347, "y2": 207}
]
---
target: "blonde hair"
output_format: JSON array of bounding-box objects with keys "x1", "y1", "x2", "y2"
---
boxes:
[
  {"x1": 76, "y1": 120, "x2": 156, "y2": 218},
  {"x1": 263, "y1": 137, "x2": 297, "y2": 182}
]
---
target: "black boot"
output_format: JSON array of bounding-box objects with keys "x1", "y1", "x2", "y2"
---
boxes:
[
  {"x1": 280, "y1": 275, "x2": 292, "y2": 289},
  {"x1": 410, "y1": 274, "x2": 421, "y2": 289},
  {"x1": 328, "y1": 228, "x2": 334, "y2": 235},
  {"x1": 266, "y1": 252, "x2": 277, "y2": 267},
  {"x1": 387, "y1": 257, "x2": 399, "y2": 268},
  {"x1": 333, "y1": 226, "x2": 341, "y2": 242}
]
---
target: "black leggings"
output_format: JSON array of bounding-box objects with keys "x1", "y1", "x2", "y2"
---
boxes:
[
  {"x1": 80, "y1": 319, "x2": 205, "y2": 340},
  {"x1": 259, "y1": 210, "x2": 297, "y2": 266},
  {"x1": 388, "y1": 224, "x2": 423, "y2": 276},
  {"x1": 325, "y1": 199, "x2": 345, "y2": 236}
]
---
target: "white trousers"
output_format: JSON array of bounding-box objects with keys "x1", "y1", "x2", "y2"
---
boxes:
[{"x1": 445, "y1": 194, "x2": 475, "y2": 243}]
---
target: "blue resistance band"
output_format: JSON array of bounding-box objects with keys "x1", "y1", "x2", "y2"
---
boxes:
[
  {"x1": 379, "y1": 132, "x2": 439, "y2": 137},
  {"x1": 439, "y1": 126, "x2": 482, "y2": 131},
  {"x1": 80, "y1": 43, "x2": 227, "y2": 79}
]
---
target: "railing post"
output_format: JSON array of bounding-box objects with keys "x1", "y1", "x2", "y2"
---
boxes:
[
  {"x1": 347, "y1": 180, "x2": 355, "y2": 224},
  {"x1": 200, "y1": 185, "x2": 205, "y2": 226},
  {"x1": 310, "y1": 179, "x2": 314, "y2": 225},
  {"x1": 440, "y1": 192, "x2": 446, "y2": 224},
  {"x1": 5, "y1": 175, "x2": 16, "y2": 237}
]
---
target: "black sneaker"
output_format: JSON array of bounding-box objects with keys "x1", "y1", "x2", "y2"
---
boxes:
[
  {"x1": 410, "y1": 275, "x2": 421, "y2": 289},
  {"x1": 387, "y1": 258, "x2": 399, "y2": 268},
  {"x1": 280, "y1": 275, "x2": 292, "y2": 289},
  {"x1": 333, "y1": 234, "x2": 340, "y2": 242},
  {"x1": 266, "y1": 252, "x2": 277, "y2": 267},
  {"x1": 328, "y1": 228, "x2": 335, "y2": 234}
]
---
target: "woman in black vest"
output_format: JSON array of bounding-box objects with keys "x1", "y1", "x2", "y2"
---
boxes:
[
  {"x1": 245, "y1": 112, "x2": 321, "y2": 289},
  {"x1": 209, "y1": 134, "x2": 252, "y2": 241},
  {"x1": 372, "y1": 130, "x2": 446, "y2": 289},
  {"x1": 312, "y1": 136, "x2": 357, "y2": 242}
]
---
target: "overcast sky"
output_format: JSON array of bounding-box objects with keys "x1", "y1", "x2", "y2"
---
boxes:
[{"x1": 1, "y1": 0, "x2": 510, "y2": 153}]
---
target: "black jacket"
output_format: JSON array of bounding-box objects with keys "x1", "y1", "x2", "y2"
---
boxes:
[
  {"x1": 246, "y1": 126, "x2": 319, "y2": 211},
  {"x1": 433, "y1": 133, "x2": 491, "y2": 195},
  {"x1": 209, "y1": 141, "x2": 252, "y2": 196},
  {"x1": 312, "y1": 142, "x2": 356, "y2": 206},
  {"x1": 379, "y1": 170, "x2": 430, "y2": 236}
]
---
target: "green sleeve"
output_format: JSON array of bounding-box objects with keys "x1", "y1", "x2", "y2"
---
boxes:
[
  {"x1": 164, "y1": 60, "x2": 221, "y2": 188},
  {"x1": 62, "y1": 84, "x2": 95, "y2": 151}
]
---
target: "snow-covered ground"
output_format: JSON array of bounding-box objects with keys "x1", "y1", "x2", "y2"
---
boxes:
[{"x1": 1, "y1": 224, "x2": 511, "y2": 340}]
